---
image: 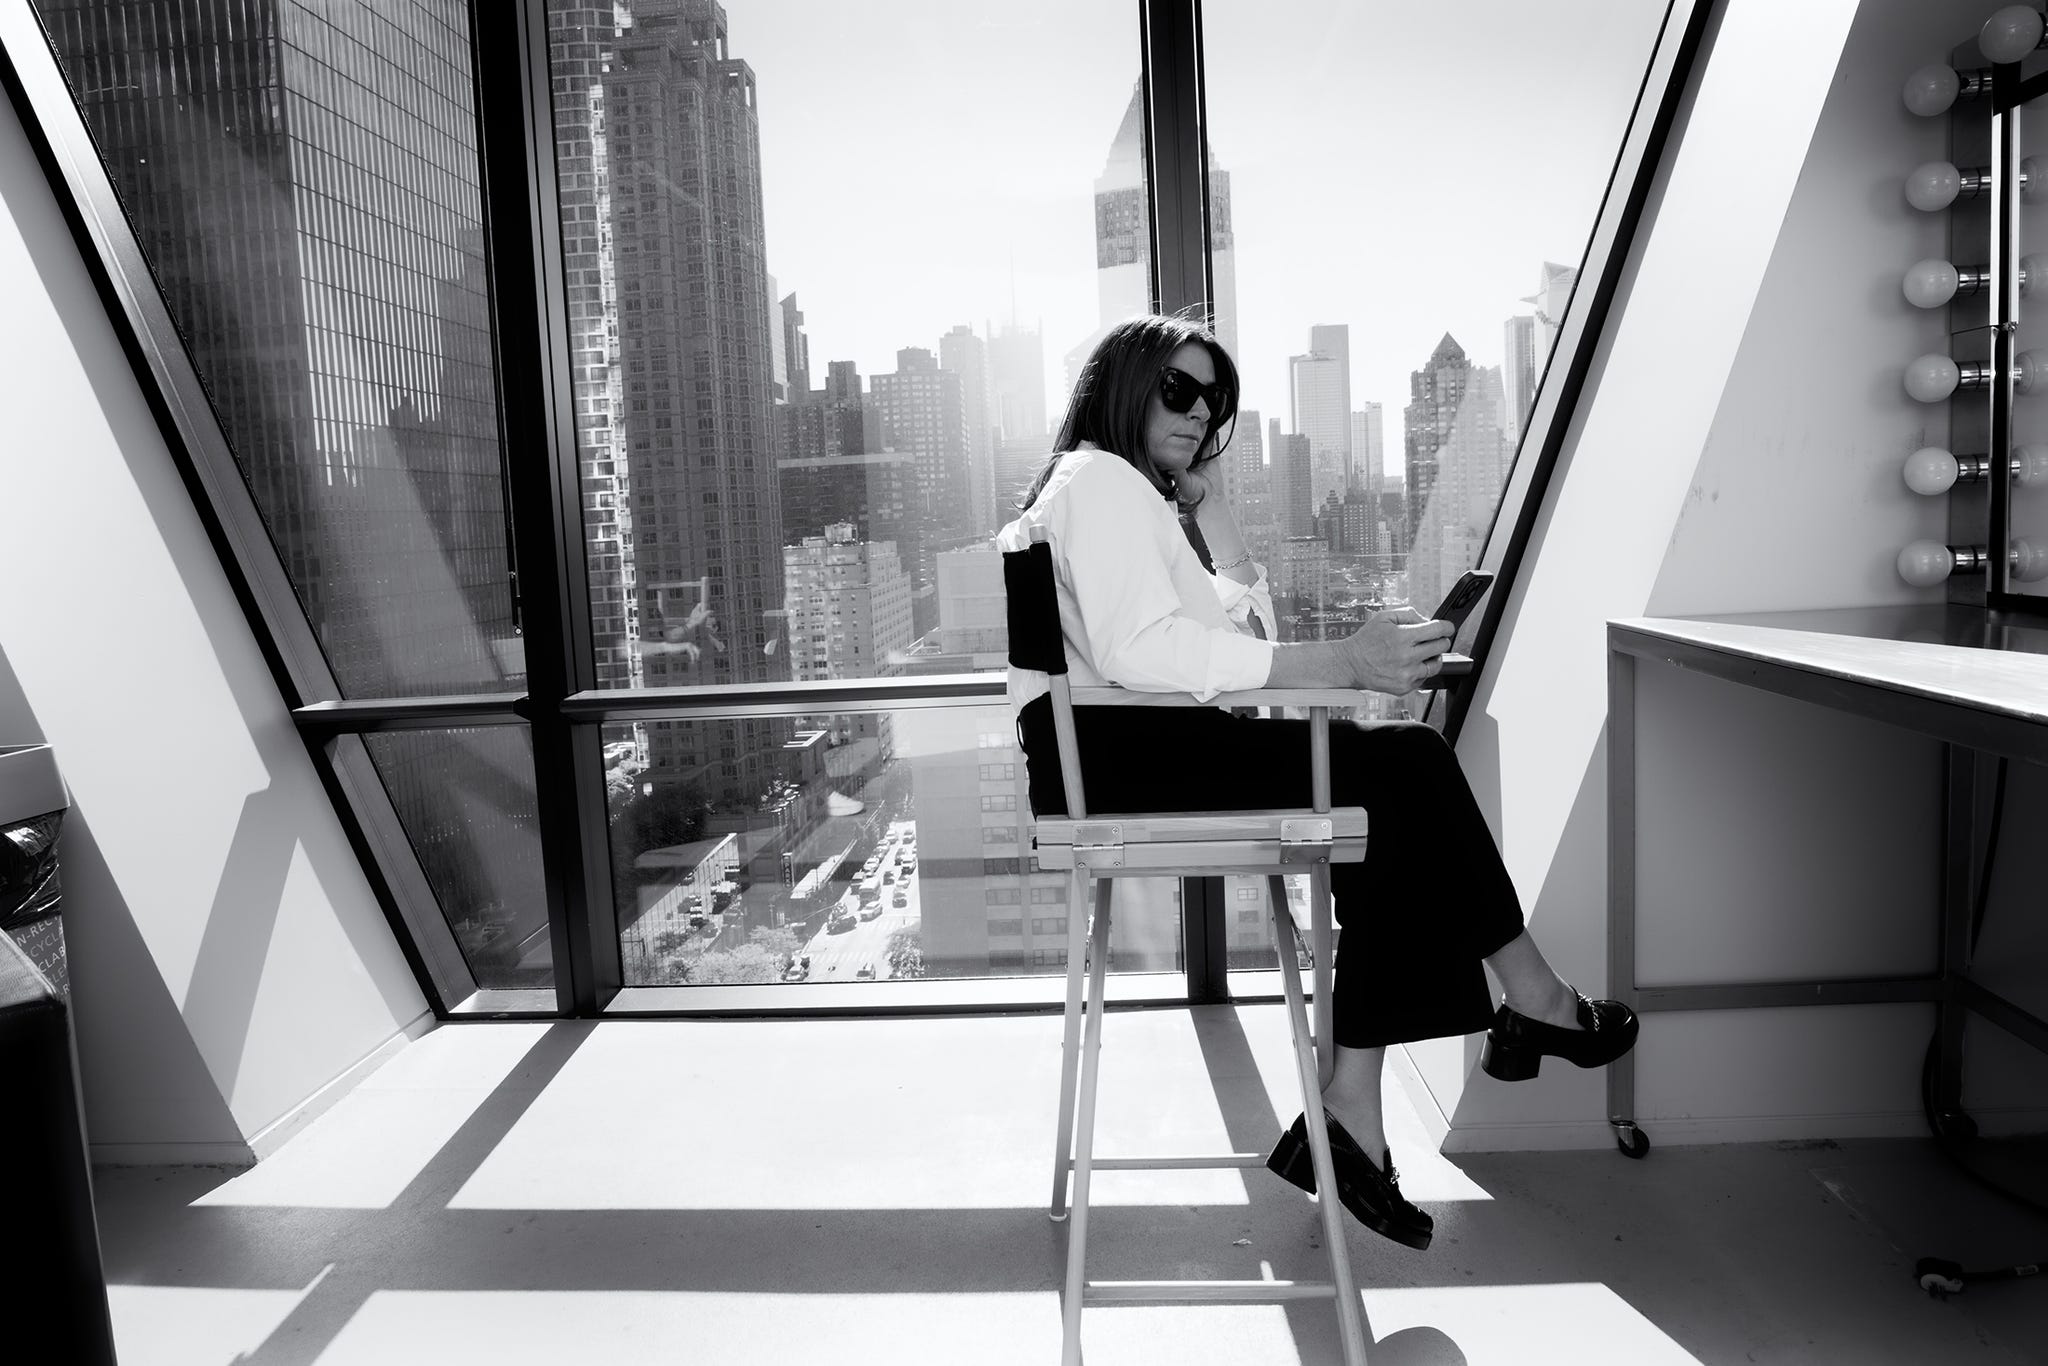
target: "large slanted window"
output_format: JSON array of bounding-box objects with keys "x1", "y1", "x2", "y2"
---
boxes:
[
  {"x1": 28, "y1": 0, "x2": 553, "y2": 996},
  {"x1": 4, "y1": 0, "x2": 1707, "y2": 1016}
]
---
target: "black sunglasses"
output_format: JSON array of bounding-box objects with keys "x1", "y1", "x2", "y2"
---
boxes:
[{"x1": 1158, "y1": 366, "x2": 1232, "y2": 421}]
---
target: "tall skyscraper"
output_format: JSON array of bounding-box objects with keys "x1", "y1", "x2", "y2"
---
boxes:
[
  {"x1": 939, "y1": 325, "x2": 998, "y2": 538},
  {"x1": 606, "y1": 0, "x2": 789, "y2": 800},
  {"x1": 1066, "y1": 84, "x2": 1239, "y2": 395},
  {"x1": 1290, "y1": 325, "x2": 1350, "y2": 508},
  {"x1": 781, "y1": 292, "x2": 812, "y2": 399},
  {"x1": 1404, "y1": 333, "x2": 1470, "y2": 549},
  {"x1": 1092, "y1": 87, "x2": 1150, "y2": 336},
  {"x1": 1502, "y1": 313, "x2": 1539, "y2": 458},
  {"x1": 989, "y1": 322, "x2": 1048, "y2": 441},
  {"x1": 551, "y1": 3, "x2": 639, "y2": 691},
  {"x1": 993, "y1": 436, "x2": 1057, "y2": 519},
  {"x1": 870, "y1": 348, "x2": 970, "y2": 627},
  {"x1": 1225, "y1": 408, "x2": 1272, "y2": 565},
  {"x1": 1526, "y1": 261, "x2": 1579, "y2": 362},
  {"x1": 1349, "y1": 402, "x2": 1384, "y2": 500},
  {"x1": 1268, "y1": 418, "x2": 1313, "y2": 538},
  {"x1": 1403, "y1": 334, "x2": 1504, "y2": 611}
]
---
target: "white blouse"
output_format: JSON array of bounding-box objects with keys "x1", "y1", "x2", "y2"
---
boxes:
[{"x1": 994, "y1": 444, "x2": 1279, "y2": 714}]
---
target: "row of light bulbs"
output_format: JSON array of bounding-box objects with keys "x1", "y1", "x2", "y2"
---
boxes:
[
  {"x1": 1893, "y1": 6, "x2": 2048, "y2": 587},
  {"x1": 1900, "y1": 5, "x2": 2048, "y2": 118}
]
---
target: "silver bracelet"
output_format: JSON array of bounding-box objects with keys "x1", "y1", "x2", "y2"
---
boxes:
[{"x1": 1213, "y1": 549, "x2": 1253, "y2": 572}]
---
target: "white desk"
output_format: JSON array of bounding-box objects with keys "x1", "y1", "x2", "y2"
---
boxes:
[{"x1": 1605, "y1": 607, "x2": 2048, "y2": 1156}]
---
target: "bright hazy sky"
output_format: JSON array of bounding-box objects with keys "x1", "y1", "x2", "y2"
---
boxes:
[{"x1": 732, "y1": 0, "x2": 1671, "y2": 473}]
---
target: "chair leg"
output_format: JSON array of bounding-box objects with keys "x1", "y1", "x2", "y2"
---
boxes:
[
  {"x1": 1312, "y1": 861, "x2": 1336, "y2": 1090},
  {"x1": 1272, "y1": 885, "x2": 1369, "y2": 1366},
  {"x1": 1049, "y1": 868, "x2": 1092, "y2": 1221},
  {"x1": 1268, "y1": 873, "x2": 1336, "y2": 1087},
  {"x1": 1061, "y1": 879, "x2": 1115, "y2": 1366}
]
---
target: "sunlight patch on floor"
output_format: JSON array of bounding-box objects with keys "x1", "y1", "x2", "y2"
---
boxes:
[{"x1": 106, "y1": 1280, "x2": 318, "y2": 1366}]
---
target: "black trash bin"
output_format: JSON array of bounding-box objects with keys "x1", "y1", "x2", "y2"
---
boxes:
[{"x1": 0, "y1": 743, "x2": 115, "y2": 1363}]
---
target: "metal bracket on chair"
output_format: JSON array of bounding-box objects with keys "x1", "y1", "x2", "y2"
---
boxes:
[
  {"x1": 1072, "y1": 822, "x2": 1125, "y2": 869},
  {"x1": 1278, "y1": 817, "x2": 1334, "y2": 865}
]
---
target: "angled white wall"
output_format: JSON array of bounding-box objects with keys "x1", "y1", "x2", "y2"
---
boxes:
[
  {"x1": 0, "y1": 90, "x2": 430, "y2": 1163},
  {"x1": 1416, "y1": 0, "x2": 2038, "y2": 1149}
]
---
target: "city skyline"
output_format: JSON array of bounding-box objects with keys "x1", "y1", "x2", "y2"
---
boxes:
[{"x1": 732, "y1": 0, "x2": 1666, "y2": 441}]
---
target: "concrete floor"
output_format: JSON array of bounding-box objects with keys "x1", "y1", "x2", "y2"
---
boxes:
[{"x1": 91, "y1": 1006, "x2": 2047, "y2": 1365}]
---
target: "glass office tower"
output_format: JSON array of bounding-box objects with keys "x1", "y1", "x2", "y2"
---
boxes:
[{"x1": 38, "y1": 0, "x2": 550, "y2": 986}]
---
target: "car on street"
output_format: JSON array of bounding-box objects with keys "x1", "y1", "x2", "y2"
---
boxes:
[
  {"x1": 854, "y1": 964, "x2": 875, "y2": 980},
  {"x1": 892, "y1": 890, "x2": 908, "y2": 908},
  {"x1": 827, "y1": 909, "x2": 856, "y2": 934}
]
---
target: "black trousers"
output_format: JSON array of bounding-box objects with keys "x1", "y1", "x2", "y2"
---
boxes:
[{"x1": 1019, "y1": 696, "x2": 1526, "y2": 1048}]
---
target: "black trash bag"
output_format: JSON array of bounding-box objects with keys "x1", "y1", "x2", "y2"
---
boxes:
[{"x1": 1, "y1": 811, "x2": 64, "y2": 933}]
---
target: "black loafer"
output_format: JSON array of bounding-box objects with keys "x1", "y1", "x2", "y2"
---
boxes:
[
  {"x1": 1266, "y1": 1111, "x2": 1433, "y2": 1250},
  {"x1": 1479, "y1": 991, "x2": 1638, "y2": 1081}
]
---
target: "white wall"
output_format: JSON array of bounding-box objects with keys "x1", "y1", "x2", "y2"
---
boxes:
[
  {"x1": 1422, "y1": 0, "x2": 2045, "y2": 1149},
  {"x1": 0, "y1": 91, "x2": 431, "y2": 1163}
]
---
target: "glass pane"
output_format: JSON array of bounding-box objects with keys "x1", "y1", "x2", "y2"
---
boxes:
[
  {"x1": 1221, "y1": 874, "x2": 1316, "y2": 976},
  {"x1": 363, "y1": 728, "x2": 553, "y2": 992},
  {"x1": 605, "y1": 706, "x2": 1182, "y2": 987},
  {"x1": 35, "y1": 1, "x2": 525, "y2": 697},
  {"x1": 1204, "y1": 0, "x2": 1669, "y2": 662},
  {"x1": 544, "y1": 0, "x2": 1142, "y2": 687}
]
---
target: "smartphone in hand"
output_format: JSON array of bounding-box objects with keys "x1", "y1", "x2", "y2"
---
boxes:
[{"x1": 1431, "y1": 569, "x2": 1495, "y2": 633}]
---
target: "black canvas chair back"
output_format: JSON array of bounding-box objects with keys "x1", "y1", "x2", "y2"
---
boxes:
[{"x1": 1003, "y1": 536, "x2": 1067, "y2": 676}]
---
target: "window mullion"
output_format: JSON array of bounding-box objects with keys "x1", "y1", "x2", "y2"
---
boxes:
[{"x1": 474, "y1": 0, "x2": 619, "y2": 1016}]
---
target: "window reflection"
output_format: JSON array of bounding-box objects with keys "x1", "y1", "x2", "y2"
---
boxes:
[
  {"x1": 363, "y1": 729, "x2": 553, "y2": 991},
  {"x1": 38, "y1": 0, "x2": 524, "y2": 699}
]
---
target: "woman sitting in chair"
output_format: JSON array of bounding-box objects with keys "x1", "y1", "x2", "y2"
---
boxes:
[{"x1": 995, "y1": 312, "x2": 1636, "y2": 1251}]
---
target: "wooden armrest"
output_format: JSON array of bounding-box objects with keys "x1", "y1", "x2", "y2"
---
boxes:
[{"x1": 1067, "y1": 655, "x2": 1473, "y2": 708}]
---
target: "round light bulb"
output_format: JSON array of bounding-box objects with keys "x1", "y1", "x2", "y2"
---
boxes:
[
  {"x1": 2017, "y1": 443, "x2": 2048, "y2": 487},
  {"x1": 1903, "y1": 446, "x2": 1959, "y2": 494},
  {"x1": 1981, "y1": 5, "x2": 2046, "y2": 64},
  {"x1": 2015, "y1": 537, "x2": 2048, "y2": 582},
  {"x1": 1904, "y1": 353, "x2": 1960, "y2": 401},
  {"x1": 1902, "y1": 63, "x2": 1962, "y2": 115},
  {"x1": 1906, "y1": 160, "x2": 1962, "y2": 211},
  {"x1": 1897, "y1": 540, "x2": 1955, "y2": 587},
  {"x1": 1902, "y1": 258, "x2": 1959, "y2": 307},
  {"x1": 2020, "y1": 350, "x2": 2048, "y2": 395}
]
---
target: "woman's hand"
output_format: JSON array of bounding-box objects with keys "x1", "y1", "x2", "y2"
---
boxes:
[
  {"x1": 1168, "y1": 460, "x2": 1227, "y2": 510},
  {"x1": 1340, "y1": 613, "x2": 1454, "y2": 694}
]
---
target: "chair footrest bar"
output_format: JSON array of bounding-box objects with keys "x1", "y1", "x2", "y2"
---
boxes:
[
  {"x1": 1085, "y1": 1280, "x2": 1338, "y2": 1304},
  {"x1": 1081, "y1": 1154, "x2": 1268, "y2": 1171}
]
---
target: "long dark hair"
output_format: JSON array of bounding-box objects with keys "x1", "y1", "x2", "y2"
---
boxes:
[{"x1": 1017, "y1": 312, "x2": 1240, "y2": 511}]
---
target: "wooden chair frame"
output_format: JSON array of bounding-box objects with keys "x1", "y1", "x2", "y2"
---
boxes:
[{"x1": 1008, "y1": 526, "x2": 1374, "y2": 1366}]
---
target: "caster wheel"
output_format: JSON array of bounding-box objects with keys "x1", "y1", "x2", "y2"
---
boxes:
[{"x1": 1612, "y1": 1122, "x2": 1650, "y2": 1159}]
